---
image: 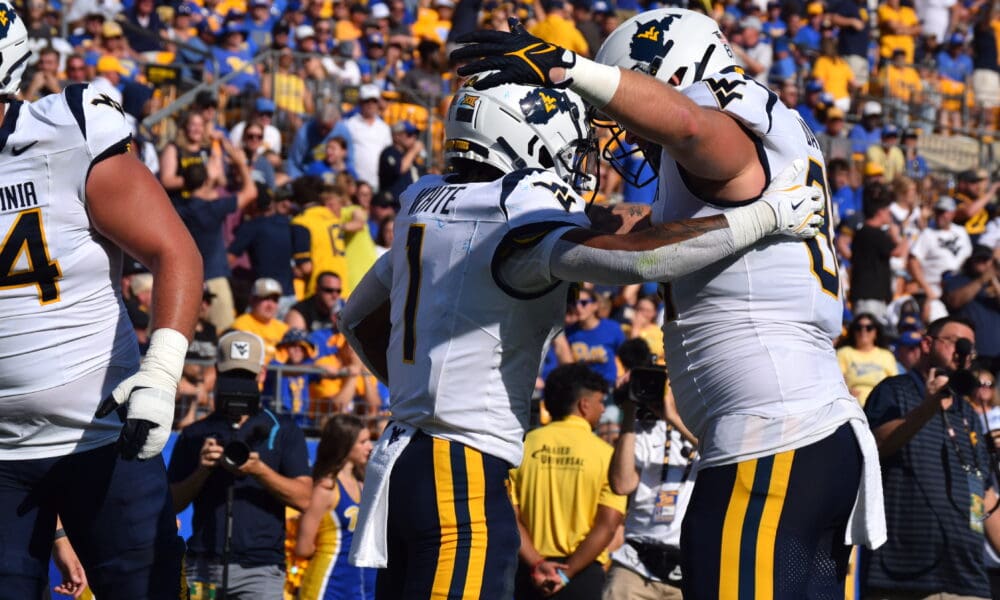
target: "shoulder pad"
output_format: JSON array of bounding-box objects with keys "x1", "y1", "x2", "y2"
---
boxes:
[
  {"x1": 500, "y1": 169, "x2": 590, "y2": 231},
  {"x1": 64, "y1": 83, "x2": 132, "y2": 160},
  {"x1": 685, "y1": 68, "x2": 780, "y2": 137}
]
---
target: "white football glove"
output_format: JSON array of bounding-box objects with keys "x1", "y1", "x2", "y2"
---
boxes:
[
  {"x1": 760, "y1": 159, "x2": 825, "y2": 239},
  {"x1": 95, "y1": 328, "x2": 188, "y2": 460}
]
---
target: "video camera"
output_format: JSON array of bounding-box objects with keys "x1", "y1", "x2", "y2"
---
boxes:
[
  {"x1": 214, "y1": 374, "x2": 263, "y2": 468},
  {"x1": 937, "y1": 338, "x2": 979, "y2": 397}
]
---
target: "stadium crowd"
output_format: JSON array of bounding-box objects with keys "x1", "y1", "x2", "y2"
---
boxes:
[{"x1": 11, "y1": 0, "x2": 1000, "y2": 596}]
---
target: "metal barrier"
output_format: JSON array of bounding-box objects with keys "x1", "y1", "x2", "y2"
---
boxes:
[{"x1": 178, "y1": 358, "x2": 383, "y2": 434}]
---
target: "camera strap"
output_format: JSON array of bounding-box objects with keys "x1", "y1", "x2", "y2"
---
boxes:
[{"x1": 940, "y1": 405, "x2": 983, "y2": 479}]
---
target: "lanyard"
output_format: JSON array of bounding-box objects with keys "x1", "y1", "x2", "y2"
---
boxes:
[
  {"x1": 940, "y1": 406, "x2": 983, "y2": 479},
  {"x1": 660, "y1": 423, "x2": 695, "y2": 485}
]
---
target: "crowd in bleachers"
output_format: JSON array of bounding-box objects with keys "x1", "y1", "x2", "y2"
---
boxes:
[{"x1": 18, "y1": 0, "x2": 1000, "y2": 596}]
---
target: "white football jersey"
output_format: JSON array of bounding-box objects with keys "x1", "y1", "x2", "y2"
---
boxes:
[
  {"x1": 653, "y1": 69, "x2": 851, "y2": 465},
  {"x1": 0, "y1": 84, "x2": 139, "y2": 459},
  {"x1": 379, "y1": 170, "x2": 589, "y2": 466}
]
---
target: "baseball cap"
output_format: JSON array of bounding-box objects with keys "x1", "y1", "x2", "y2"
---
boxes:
[
  {"x1": 971, "y1": 244, "x2": 994, "y2": 261},
  {"x1": 949, "y1": 32, "x2": 964, "y2": 45},
  {"x1": 805, "y1": 79, "x2": 824, "y2": 93},
  {"x1": 359, "y1": 83, "x2": 381, "y2": 101},
  {"x1": 176, "y1": 4, "x2": 193, "y2": 16},
  {"x1": 217, "y1": 330, "x2": 265, "y2": 375},
  {"x1": 882, "y1": 124, "x2": 899, "y2": 138},
  {"x1": 392, "y1": 120, "x2": 419, "y2": 134},
  {"x1": 130, "y1": 273, "x2": 153, "y2": 296},
  {"x1": 935, "y1": 195, "x2": 957, "y2": 211},
  {"x1": 251, "y1": 277, "x2": 283, "y2": 297},
  {"x1": 367, "y1": 31, "x2": 385, "y2": 46},
  {"x1": 902, "y1": 128, "x2": 919, "y2": 139},
  {"x1": 277, "y1": 328, "x2": 316, "y2": 351},
  {"x1": 250, "y1": 0, "x2": 269, "y2": 6},
  {"x1": 371, "y1": 2, "x2": 390, "y2": 18},
  {"x1": 806, "y1": 1, "x2": 823, "y2": 15},
  {"x1": 96, "y1": 55, "x2": 129, "y2": 76},
  {"x1": 295, "y1": 24, "x2": 316, "y2": 40},
  {"x1": 896, "y1": 330, "x2": 923, "y2": 347},
  {"x1": 864, "y1": 162, "x2": 885, "y2": 177},
  {"x1": 898, "y1": 314, "x2": 923, "y2": 332},
  {"x1": 102, "y1": 20, "x2": 123, "y2": 37},
  {"x1": 592, "y1": 0, "x2": 614, "y2": 13},
  {"x1": 194, "y1": 89, "x2": 217, "y2": 108},
  {"x1": 958, "y1": 168, "x2": 988, "y2": 183},
  {"x1": 338, "y1": 40, "x2": 355, "y2": 57},
  {"x1": 826, "y1": 107, "x2": 845, "y2": 120},
  {"x1": 255, "y1": 97, "x2": 276, "y2": 113},
  {"x1": 434, "y1": 0, "x2": 455, "y2": 7},
  {"x1": 862, "y1": 100, "x2": 882, "y2": 117},
  {"x1": 740, "y1": 16, "x2": 762, "y2": 31}
]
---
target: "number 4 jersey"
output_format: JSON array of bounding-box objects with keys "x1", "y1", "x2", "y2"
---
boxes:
[
  {"x1": 373, "y1": 170, "x2": 589, "y2": 466},
  {"x1": 653, "y1": 68, "x2": 852, "y2": 467},
  {"x1": 0, "y1": 84, "x2": 139, "y2": 458}
]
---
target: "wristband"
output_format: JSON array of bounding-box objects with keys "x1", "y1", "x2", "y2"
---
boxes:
[
  {"x1": 53, "y1": 528, "x2": 67, "y2": 541},
  {"x1": 556, "y1": 569, "x2": 570, "y2": 585},
  {"x1": 564, "y1": 56, "x2": 621, "y2": 109},
  {"x1": 724, "y1": 202, "x2": 775, "y2": 250}
]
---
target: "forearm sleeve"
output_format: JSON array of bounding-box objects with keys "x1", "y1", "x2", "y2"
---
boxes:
[{"x1": 548, "y1": 227, "x2": 738, "y2": 285}]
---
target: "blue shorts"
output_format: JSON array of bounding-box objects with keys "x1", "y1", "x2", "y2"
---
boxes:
[
  {"x1": 681, "y1": 423, "x2": 862, "y2": 600},
  {"x1": 0, "y1": 442, "x2": 184, "y2": 599},
  {"x1": 376, "y1": 432, "x2": 520, "y2": 600}
]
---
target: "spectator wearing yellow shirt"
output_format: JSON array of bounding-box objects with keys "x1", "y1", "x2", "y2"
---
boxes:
[
  {"x1": 511, "y1": 364, "x2": 627, "y2": 599},
  {"x1": 529, "y1": 0, "x2": 590, "y2": 57},
  {"x1": 836, "y1": 314, "x2": 898, "y2": 406},
  {"x1": 812, "y1": 37, "x2": 856, "y2": 111},
  {"x1": 232, "y1": 278, "x2": 291, "y2": 365},
  {"x1": 865, "y1": 125, "x2": 906, "y2": 183},
  {"x1": 880, "y1": 48, "x2": 923, "y2": 103},
  {"x1": 878, "y1": 0, "x2": 921, "y2": 63}
]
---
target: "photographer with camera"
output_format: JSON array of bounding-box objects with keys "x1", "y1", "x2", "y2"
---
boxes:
[
  {"x1": 604, "y1": 339, "x2": 696, "y2": 599},
  {"x1": 168, "y1": 331, "x2": 312, "y2": 599},
  {"x1": 864, "y1": 317, "x2": 1000, "y2": 598}
]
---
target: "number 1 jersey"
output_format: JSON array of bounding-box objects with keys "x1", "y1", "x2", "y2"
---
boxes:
[{"x1": 376, "y1": 170, "x2": 590, "y2": 466}]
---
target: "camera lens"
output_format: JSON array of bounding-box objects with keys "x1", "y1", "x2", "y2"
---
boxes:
[{"x1": 223, "y1": 440, "x2": 251, "y2": 468}]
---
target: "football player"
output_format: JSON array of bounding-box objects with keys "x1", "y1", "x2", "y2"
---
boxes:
[
  {"x1": 339, "y1": 73, "x2": 825, "y2": 598},
  {"x1": 0, "y1": 3, "x2": 202, "y2": 598},
  {"x1": 453, "y1": 8, "x2": 886, "y2": 597}
]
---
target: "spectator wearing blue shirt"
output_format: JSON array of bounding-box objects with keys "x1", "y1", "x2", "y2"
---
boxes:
[
  {"x1": 769, "y1": 37, "x2": 798, "y2": 83},
  {"x1": 565, "y1": 287, "x2": 626, "y2": 390},
  {"x1": 849, "y1": 100, "x2": 884, "y2": 156},
  {"x1": 938, "y1": 33, "x2": 975, "y2": 83},
  {"x1": 264, "y1": 329, "x2": 322, "y2": 427},
  {"x1": 796, "y1": 79, "x2": 827, "y2": 134},
  {"x1": 244, "y1": 0, "x2": 277, "y2": 52},
  {"x1": 175, "y1": 139, "x2": 258, "y2": 331},
  {"x1": 762, "y1": 1, "x2": 787, "y2": 41},
  {"x1": 901, "y1": 129, "x2": 928, "y2": 180},
  {"x1": 207, "y1": 21, "x2": 260, "y2": 96},
  {"x1": 304, "y1": 136, "x2": 358, "y2": 184},
  {"x1": 286, "y1": 105, "x2": 353, "y2": 179},
  {"x1": 358, "y1": 32, "x2": 388, "y2": 87},
  {"x1": 228, "y1": 183, "x2": 297, "y2": 315},
  {"x1": 794, "y1": 2, "x2": 824, "y2": 55}
]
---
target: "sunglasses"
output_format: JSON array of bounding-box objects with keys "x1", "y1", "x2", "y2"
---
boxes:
[
  {"x1": 981, "y1": 381, "x2": 997, "y2": 389},
  {"x1": 576, "y1": 298, "x2": 594, "y2": 307},
  {"x1": 320, "y1": 287, "x2": 342, "y2": 294},
  {"x1": 244, "y1": 133, "x2": 263, "y2": 140},
  {"x1": 853, "y1": 324, "x2": 876, "y2": 332}
]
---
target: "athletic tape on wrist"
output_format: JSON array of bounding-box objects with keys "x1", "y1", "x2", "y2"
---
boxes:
[{"x1": 565, "y1": 57, "x2": 621, "y2": 109}]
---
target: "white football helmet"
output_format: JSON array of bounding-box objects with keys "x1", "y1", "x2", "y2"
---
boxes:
[
  {"x1": 0, "y1": 3, "x2": 29, "y2": 97},
  {"x1": 594, "y1": 8, "x2": 735, "y2": 90},
  {"x1": 445, "y1": 77, "x2": 595, "y2": 189},
  {"x1": 592, "y1": 9, "x2": 735, "y2": 187}
]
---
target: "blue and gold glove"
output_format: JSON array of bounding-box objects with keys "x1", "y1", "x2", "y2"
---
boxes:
[{"x1": 452, "y1": 19, "x2": 577, "y2": 89}]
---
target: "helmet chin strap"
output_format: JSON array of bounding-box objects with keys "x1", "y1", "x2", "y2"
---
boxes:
[{"x1": 496, "y1": 136, "x2": 528, "y2": 170}]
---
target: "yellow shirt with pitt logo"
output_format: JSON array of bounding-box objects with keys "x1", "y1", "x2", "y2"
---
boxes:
[{"x1": 510, "y1": 415, "x2": 627, "y2": 564}]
